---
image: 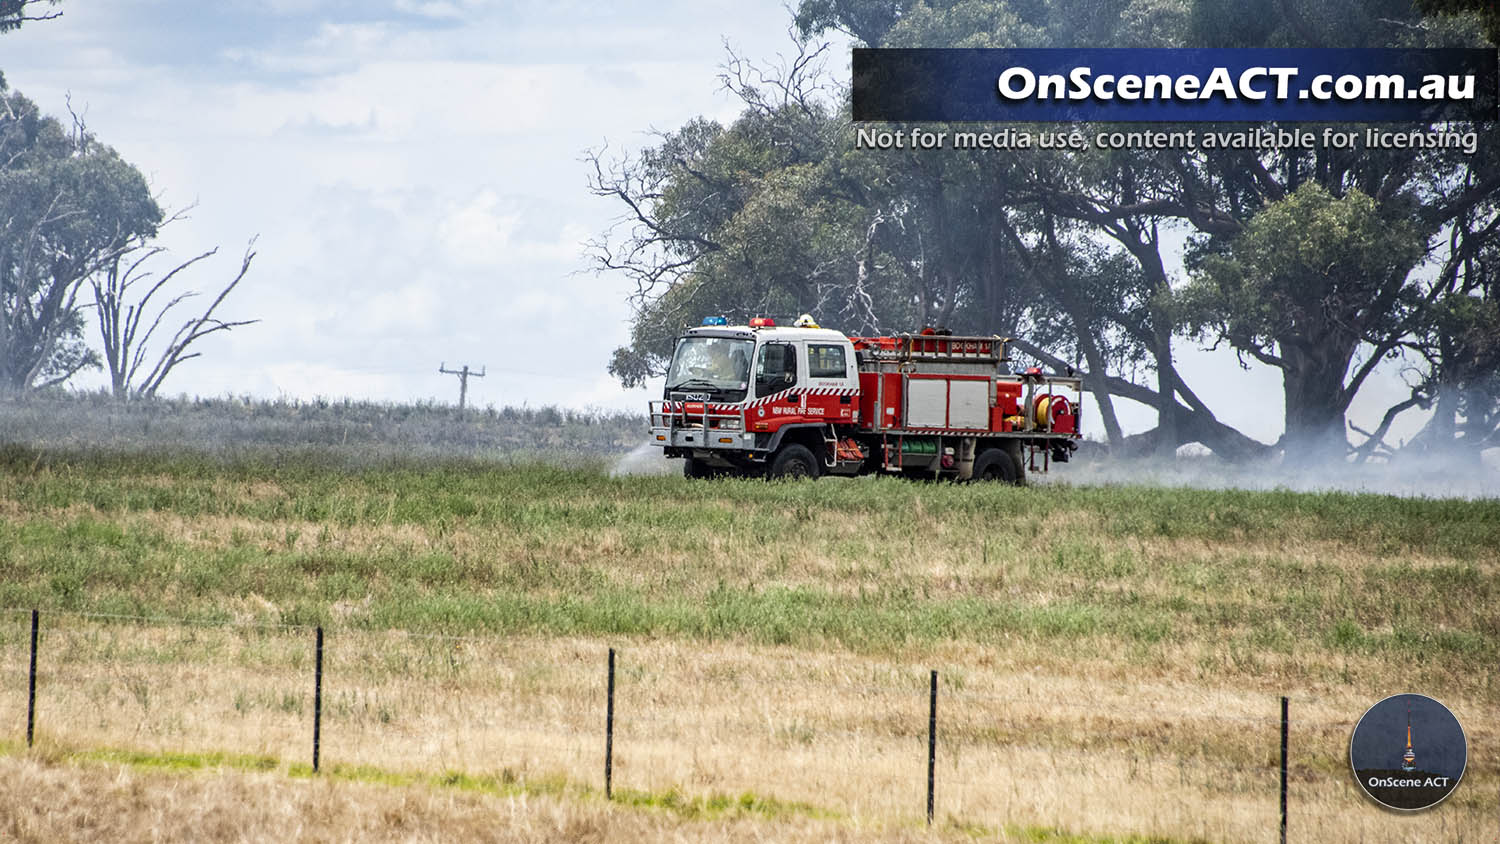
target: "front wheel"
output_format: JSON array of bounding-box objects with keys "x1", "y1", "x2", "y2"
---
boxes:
[
  {"x1": 767, "y1": 444, "x2": 819, "y2": 480},
  {"x1": 683, "y1": 456, "x2": 716, "y2": 479},
  {"x1": 972, "y1": 448, "x2": 1020, "y2": 485}
]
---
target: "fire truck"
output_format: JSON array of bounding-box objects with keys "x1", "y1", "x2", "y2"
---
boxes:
[{"x1": 649, "y1": 315, "x2": 1083, "y2": 482}]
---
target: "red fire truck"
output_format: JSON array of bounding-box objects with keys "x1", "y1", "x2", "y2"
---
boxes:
[{"x1": 649, "y1": 315, "x2": 1083, "y2": 482}]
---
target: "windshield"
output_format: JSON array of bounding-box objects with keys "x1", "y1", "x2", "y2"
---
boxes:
[{"x1": 665, "y1": 336, "x2": 753, "y2": 401}]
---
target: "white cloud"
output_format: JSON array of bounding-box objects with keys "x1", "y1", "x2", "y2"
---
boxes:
[
  {"x1": 0, "y1": 0, "x2": 805, "y2": 410},
  {"x1": 393, "y1": 0, "x2": 466, "y2": 19}
]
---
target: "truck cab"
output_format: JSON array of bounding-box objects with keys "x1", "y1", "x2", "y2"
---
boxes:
[{"x1": 650, "y1": 317, "x2": 857, "y2": 476}]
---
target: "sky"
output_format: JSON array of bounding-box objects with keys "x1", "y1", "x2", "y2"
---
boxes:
[
  {"x1": 0, "y1": 1, "x2": 1438, "y2": 446},
  {"x1": 1, "y1": 0, "x2": 798, "y2": 411}
]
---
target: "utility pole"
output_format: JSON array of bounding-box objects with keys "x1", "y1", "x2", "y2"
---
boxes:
[{"x1": 439, "y1": 362, "x2": 485, "y2": 412}]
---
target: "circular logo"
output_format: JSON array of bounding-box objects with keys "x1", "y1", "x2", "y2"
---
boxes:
[{"x1": 1350, "y1": 693, "x2": 1466, "y2": 811}]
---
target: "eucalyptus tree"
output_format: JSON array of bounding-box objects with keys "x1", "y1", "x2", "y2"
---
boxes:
[{"x1": 0, "y1": 78, "x2": 161, "y2": 392}]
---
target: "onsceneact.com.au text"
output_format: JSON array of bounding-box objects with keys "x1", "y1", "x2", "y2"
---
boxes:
[{"x1": 996, "y1": 66, "x2": 1477, "y2": 103}]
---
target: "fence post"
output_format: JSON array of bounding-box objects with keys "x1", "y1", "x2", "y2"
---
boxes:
[
  {"x1": 26, "y1": 609, "x2": 38, "y2": 748},
  {"x1": 605, "y1": 647, "x2": 616, "y2": 799},
  {"x1": 313, "y1": 626, "x2": 324, "y2": 773},
  {"x1": 927, "y1": 669, "x2": 938, "y2": 826},
  {"x1": 1279, "y1": 696, "x2": 1288, "y2": 844}
]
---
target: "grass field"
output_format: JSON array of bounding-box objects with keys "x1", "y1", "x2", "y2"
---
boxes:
[{"x1": 0, "y1": 445, "x2": 1497, "y2": 842}]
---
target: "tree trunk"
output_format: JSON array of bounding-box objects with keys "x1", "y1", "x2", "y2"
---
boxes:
[
  {"x1": 1279, "y1": 341, "x2": 1355, "y2": 460},
  {"x1": 1078, "y1": 336, "x2": 1124, "y2": 448},
  {"x1": 1151, "y1": 322, "x2": 1178, "y2": 458},
  {"x1": 1409, "y1": 383, "x2": 1461, "y2": 452}
]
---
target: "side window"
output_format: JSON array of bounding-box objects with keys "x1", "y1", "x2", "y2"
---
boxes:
[
  {"x1": 755, "y1": 343, "x2": 797, "y2": 396},
  {"x1": 808, "y1": 344, "x2": 847, "y2": 379}
]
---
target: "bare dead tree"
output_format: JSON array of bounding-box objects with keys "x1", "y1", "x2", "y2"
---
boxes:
[{"x1": 91, "y1": 238, "x2": 259, "y2": 400}]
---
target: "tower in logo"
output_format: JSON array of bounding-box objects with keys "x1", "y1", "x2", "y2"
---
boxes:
[
  {"x1": 1350, "y1": 693, "x2": 1466, "y2": 812},
  {"x1": 1401, "y1": 704, "x2": 1416, "y2": 772}
]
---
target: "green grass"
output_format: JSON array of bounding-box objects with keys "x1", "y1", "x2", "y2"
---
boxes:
[
  {"x1": 1, "y1": 445, "x2": 1498, "y2": 697},
  {"x1": 2, "y1": 742, "x2": 1209, "y2": 842}
]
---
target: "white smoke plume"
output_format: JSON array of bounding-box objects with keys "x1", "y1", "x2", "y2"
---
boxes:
[{"x1": 1047, "y1": 445, "x2": 1500, "y2": 500}]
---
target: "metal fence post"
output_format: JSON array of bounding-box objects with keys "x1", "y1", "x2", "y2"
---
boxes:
[
  {"x1": 605, "y1": 647, "x2": 616, "y2": 799},
  {"x1": 26, "y1": 610, "x2": 38, "y2": 748},
  {"x1": 313, "y1": 626, "x2": 324, "y2": 773},
  {"x1": 927, "y1": 669, "x2": 938, "y2": 826},
  {"x1": 1280, "y1": 695, "x2": 1288, "y2": 844}
]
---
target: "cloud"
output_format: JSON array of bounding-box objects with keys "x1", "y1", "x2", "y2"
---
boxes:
[
  {"x1": 393, "y1": 0, "x2": 466, "y2": 19},
  {"x1": 3, "y1": 0, "x2": 803, "y2": 411}
]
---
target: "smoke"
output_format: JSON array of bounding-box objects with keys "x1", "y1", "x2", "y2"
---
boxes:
[
  {"x1": 1047, "y1": 444, "x2": 1500, "y2": 500},
  {"x1": 610, "y1": 440, "x2": 673, "y2": 477}
]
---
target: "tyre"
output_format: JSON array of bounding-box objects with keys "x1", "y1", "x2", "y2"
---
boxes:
[
  {"x1": 683, "y1": 456, "x2": 714, "y2": 479},
  {"x1": 1005, "y1": 441, "x2": 1028, "y2": 486},
  {"x1": 972, "y1": 448, "x2": 1019, "y2": 485},
  {"x1": 767, "y1": 444, "x2": 819, "y2": 480}
]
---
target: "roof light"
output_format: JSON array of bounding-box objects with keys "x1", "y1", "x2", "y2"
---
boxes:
[
  {"x1": 749, "y1": 317, "x2": 776, "y2": 327},
  {"x1": 701, "y1": 316, "x2": 728, "y2": 326}
]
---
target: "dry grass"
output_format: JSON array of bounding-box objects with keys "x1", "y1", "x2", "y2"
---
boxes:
[
  {"x1": 0, "y1": 754, "x2": 984, "y2": 843},
  {"x1": 1, "y1": 453, "x2": 1497, "y2": 840},
  {"x1": 1, "y1": 618, "x2": 1495, "y2": 843}
]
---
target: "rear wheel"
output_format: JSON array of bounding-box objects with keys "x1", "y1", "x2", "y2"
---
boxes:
[
  {"x1": 767, "y1": 444, "x2": 818, "y2": 480},
  {"x1": 972, "y1": 448, "x2": 1020, "y2": 485},
  {"x1": 1005, "y1": 441, "x2": 1027, "y2": 486}
]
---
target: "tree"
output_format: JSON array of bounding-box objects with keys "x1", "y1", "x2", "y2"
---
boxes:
[
  {"x1": 2, "y1": 13, "x2": 258, "y2": 399},
  {"x1": 792, "y1": 0, "x2": 1500, "y2": 458},
  {"x1": 1414, "y1": 0, "x2": 1500, "y2": 43},
  {"x1": 596, "y1": 0, "x2": 1498, "y2": 460},
  {"x1": 0, "y1": 79, "x2": 162, "y2": 393},
  {"x1": 92, "y1": 238, "x2": 259, "y2": 400},
  {"x1": 1389, "y1": 211, "x2": 1500, "y2": 457},
  {"x1": 1179, "y1": 184, "x2": 1428, "y2": 456},
  {"x1": 0, "y1": 0, "x2": 60, "y2": 34}
]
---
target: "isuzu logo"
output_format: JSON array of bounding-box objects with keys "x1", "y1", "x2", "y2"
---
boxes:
[{"x1": 683, "y1": 392, "x2": 710, "y2": 402}]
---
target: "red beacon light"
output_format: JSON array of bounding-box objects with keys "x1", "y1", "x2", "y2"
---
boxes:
[{"x1": 749, "y1": 317, "x2": 776, "y2": 328}]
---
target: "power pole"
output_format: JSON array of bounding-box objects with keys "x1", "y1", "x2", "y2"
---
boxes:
[{"x1": 438, "y1": 362, "x2": 485, "y2": 412}]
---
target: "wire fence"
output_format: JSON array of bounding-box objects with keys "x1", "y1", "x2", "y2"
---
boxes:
[{"x1": 0, "y1": 608, "x2": 1480, "y2": 842}]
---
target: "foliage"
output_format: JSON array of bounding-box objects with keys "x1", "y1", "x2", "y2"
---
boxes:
[
  {"x1": 0, "y1": 0, "x2": 59, "y2": 34},
  {"x1": 1183, "y1": 185, "x2": 1424, "y2": 353},
  {"x1": 1179, "y1": 184, "x2": 1428, "y2": 452},
  {"x1": 0, "y1": 77, "x2": 162, "y2": 393},
  {"x1": 1414, "y1": 0, "x2": 1500, "y2": 43},
  {"x1": 594, "y1": 0, "x2": 1500, "y2": 462}
]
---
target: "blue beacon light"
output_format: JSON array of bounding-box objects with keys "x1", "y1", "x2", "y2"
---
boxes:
[{"x1": 701, "y1": 316, "x2": 728, "y2": 326}]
